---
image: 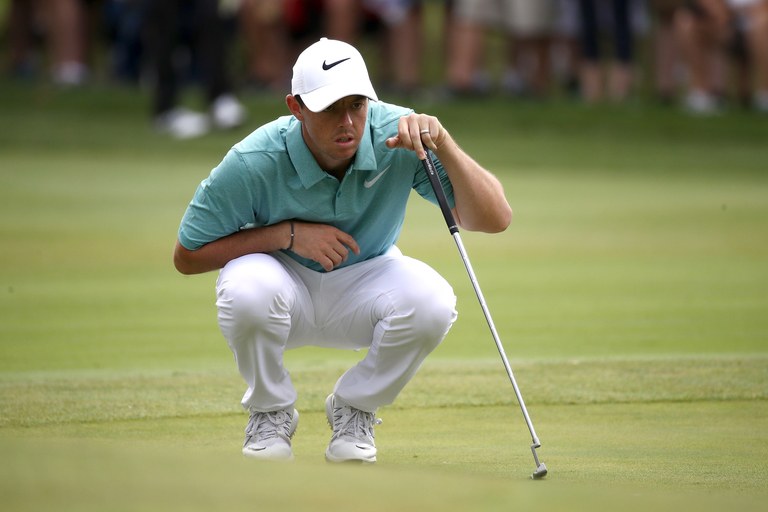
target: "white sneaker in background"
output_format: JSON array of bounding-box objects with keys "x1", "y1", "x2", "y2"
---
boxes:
[
  {"x1": 325, "y1": 394, "x2": 380, "y2": 464},
  {"x1": 53, "y1": 61, "x2": 89, "y2": 87},
  {"x1": 211, "y1": 94, "x2": 247, "y2": 130},
  {"x1": 154, "y1": 107, "x2": 210, "y2": 139},
  {"x1": 242, "y1": 407, "x2": 299, "y2": 461},
  {"x1": 753, "y1": 91, "x2": 768, "y2": 114},
  {"x1": 684, "y1": 90, "x2": 720, "y2": 115}
]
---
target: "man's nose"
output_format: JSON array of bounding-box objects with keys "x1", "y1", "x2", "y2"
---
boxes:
[{"x1": 339, "y1": 108, "x2": 354, "y2": 127}]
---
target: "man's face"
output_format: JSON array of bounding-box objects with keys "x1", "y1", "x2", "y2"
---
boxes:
[{"x1": 290, "y1": 95, "x2": 368, "y2": 175}]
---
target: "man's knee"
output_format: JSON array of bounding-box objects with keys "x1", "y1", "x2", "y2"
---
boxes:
[
  {"x1": 392, "y1": 278, "x2": 457, "y2": 346},
  {"x1": 216, "y1": 254, "x2": 292, "y2": 323},
  {"x1": 417, "y1": 288, "x2": 458, "y2": 344}
]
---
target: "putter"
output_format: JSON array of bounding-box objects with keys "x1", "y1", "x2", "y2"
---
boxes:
[{"x1": 421, "y1": 149, "x2": 548, "y2": 480}]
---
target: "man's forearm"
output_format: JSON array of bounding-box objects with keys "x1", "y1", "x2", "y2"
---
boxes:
[
  {"x1": 174, "y1": 222, "x2": 292, "y2": 275},
  {"x1": 433, "y1": 133, "x2": 513, "y2": 233}
]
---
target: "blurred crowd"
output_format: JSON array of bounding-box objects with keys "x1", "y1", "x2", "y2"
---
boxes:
[{"x1": 4, "y1": 0, "x2": 767, "y2": 137}]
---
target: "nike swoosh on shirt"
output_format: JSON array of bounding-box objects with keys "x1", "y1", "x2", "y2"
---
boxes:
[
  {"x1": 322, "y1": 58, "x2": 350, "y2": 70},
  {"x1": 363, "y1": 165, "x2": 391, "y2": 188}
]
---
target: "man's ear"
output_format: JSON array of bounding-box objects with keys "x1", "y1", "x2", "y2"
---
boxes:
[{"x1": 286, "y1": 95, "x2": 303, "y2": 121}]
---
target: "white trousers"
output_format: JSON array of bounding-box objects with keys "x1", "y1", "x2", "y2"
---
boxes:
[{"x1": 215, "y1": 246, "x2": 457, "y2": 413}]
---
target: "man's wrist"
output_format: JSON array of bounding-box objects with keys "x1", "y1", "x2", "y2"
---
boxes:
[{"x1": 286, "y1": 221, "x2": 295, "y2": 251}]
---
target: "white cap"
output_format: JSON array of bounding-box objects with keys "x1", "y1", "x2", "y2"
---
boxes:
[{"x1": 291, "y1": 38, "x2": 378, "y2": 112}]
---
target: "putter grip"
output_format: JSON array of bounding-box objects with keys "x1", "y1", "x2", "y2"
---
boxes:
[{"x1": 421, "y1": 151, "x2": 459, "y2": 235}]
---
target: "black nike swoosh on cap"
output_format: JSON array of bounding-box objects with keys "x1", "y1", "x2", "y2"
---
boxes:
[{"x1": 322, "y1": 58, "x2": 351, "y2": 70}]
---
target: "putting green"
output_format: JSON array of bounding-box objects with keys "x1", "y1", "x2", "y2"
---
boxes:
[{"x1": 1, "y1": 76, "x2": 767, "y2": 511}]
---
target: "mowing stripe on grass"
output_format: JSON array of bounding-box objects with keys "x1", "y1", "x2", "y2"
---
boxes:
[{"x1": 2, "y1": 356, "x2": 765, "y2": 428}]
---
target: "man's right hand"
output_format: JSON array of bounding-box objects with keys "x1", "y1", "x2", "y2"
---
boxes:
[{"x1": 289, "y1": 221, "x2": 360, "y2": 272}]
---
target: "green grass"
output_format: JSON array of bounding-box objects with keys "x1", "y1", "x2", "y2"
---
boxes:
[{"x1": 1, "y1": 80, "x2": 767, "y2": 511}]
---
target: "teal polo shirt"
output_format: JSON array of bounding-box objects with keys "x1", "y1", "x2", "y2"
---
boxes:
[{"x1": 178, "y1": 101, "x2": 455, "y2": 272}]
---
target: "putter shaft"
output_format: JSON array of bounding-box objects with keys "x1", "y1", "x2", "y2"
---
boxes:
[{"x1": 421, "y1": 150, "x2": 546, "y2": 478}]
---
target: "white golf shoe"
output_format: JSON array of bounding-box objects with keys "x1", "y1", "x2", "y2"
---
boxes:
[
  {"x1": 242, "y1": 407, "x2": 299, "y2": 460},
  {"x1": 325, "y1": 394, "x2": 381, "y2": 464}
]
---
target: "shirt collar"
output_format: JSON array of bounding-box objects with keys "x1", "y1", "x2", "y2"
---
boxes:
[{"x1": 286, "y1": 119, "x2": 326, "y2": 188}]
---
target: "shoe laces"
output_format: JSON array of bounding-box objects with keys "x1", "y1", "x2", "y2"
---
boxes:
[
  {"x1": 245, "y1": 409, "x2": 294, "y2": 444},
  {"x1": 330, "y1": 403, "x2": 382, "y2": 444}
]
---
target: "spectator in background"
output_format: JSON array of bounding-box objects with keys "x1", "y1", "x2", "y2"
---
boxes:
[
  {"x1": 576, "y1": 0, "x2": 643, "y2": 103},
  {"x1": 364, "y1": 0, "x2": 425, "y2": 96},
  {"x1": 6, "y1": 0, "x2": 89, "y2": 86},
  {"x1": 734, "y1": 0, "x2": 768, "y2": 112},
  {"x1": 447, "y1": 0, "x2": 558, "y2": 98},
  {"x1": 250, "y1": 0, "x2": 364, "y2": 91},
  {"x1": 103, "y1": 0, "x2": 144, "y2": 86},
  {"x1": 648, "y1": 0, "x2": 686, "y2": 104},
  {"x1": 240, "y1": 0, "x2": 290, "y2": 93},
  {"x1": 674, "y1": 0, "x2": 733, "y2": 113},
  {"x1": 675, "y1": 0, "x2": 768, "y2": 114},
  {"x1": 501, "y1": 0, "x2": 558, "y2": 98},
  {"x1": 142, "y1": 0, "x2": 246, "y2": 139},
  {"x1": 273, "y1": 0, "x2": 426, "y2": 96},
  {"x1": 446, "y1": 0, "x2": 495, "y2": 95},
  {"x1": 282, "y1": 0, "x2": 361, "y2": 46},
  {"x1": 552, "y1": 0, "x2": 583, "y2": 97},
  {"x1": 324, "y1": 0, "x2": 363, "y2": 42},
  {"x1": 6, "y1": 0, "x2": 37, "y2": 79}
]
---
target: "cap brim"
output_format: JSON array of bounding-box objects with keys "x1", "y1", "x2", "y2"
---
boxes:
[{"x1": 300, "y1": 83, "x2": 378, "y2": 112}]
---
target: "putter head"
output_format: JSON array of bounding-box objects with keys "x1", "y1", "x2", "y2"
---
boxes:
[
  {"x1": 529, "y1": 442, "x2": 547, "y2": 479},
  {"x1": 531, "y1": 462, "x2": 548, "y2": 479}
]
